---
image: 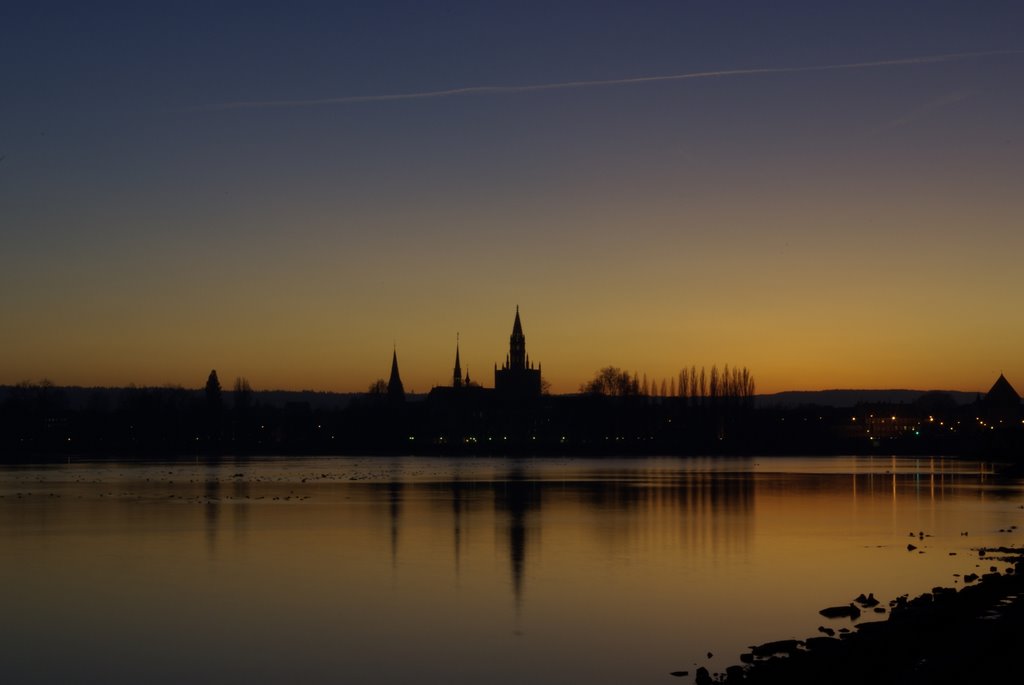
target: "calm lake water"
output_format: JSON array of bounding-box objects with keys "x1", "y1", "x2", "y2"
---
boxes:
[{"x1": 2, "y1": 456, "x2": 1023, "y2": 684}]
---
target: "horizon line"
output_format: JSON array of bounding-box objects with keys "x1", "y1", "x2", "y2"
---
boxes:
[{"x1": 0, "y1": 382, "x2": 994, "y2": 396}]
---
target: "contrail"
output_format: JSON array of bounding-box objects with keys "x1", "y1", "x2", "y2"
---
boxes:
[{"x1": 192, "y1": 50, "x2": 1023, "y2": 111}]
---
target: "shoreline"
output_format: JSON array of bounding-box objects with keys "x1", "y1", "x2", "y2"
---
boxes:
[{"x1": 685, "y1": 547, "x2": 1024, "y2": 684}]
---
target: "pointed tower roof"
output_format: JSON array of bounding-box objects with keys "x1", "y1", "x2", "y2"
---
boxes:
[
  {"x1": 387, "y1": 348, "x2": 405, "y2": 399},
  {"x1": 986, "y1": 373, "x2": 1020, "y2": 406},
  {"x1": 453, "y1": 335, "x2": 463, "y2": 388},
  {"x1": 512, "y1": 305, "x2": 523, "y2": 337}
]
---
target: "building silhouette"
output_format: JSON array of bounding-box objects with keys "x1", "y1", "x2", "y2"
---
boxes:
[
  {"x1": 451, "y1": 336, "x2": 474, "y2": 388},
  {"x1": 494, "y1": 307, "x2": 541, "y2": 398},
  {"x1": 387, "y1": 349, "x2": 405, "y2": 403},
  {"x1": 980, "y1": 373, "x2": 1021, "y2": 426},
  {"x1": 985, "y1": 373, "x2": 1020, "y2": 408}
]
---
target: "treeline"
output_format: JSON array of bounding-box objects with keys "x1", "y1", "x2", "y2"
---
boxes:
[
  {"x1": 0, "y1": 372, "x2": 353, "y2": 457},
  {"x1": 581, "y1": 364, "x2": 755, "y2": 404}
]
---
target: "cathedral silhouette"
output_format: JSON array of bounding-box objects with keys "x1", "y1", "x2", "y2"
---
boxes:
[
  {"x1": 390, "y1": 307, "x2": 543, "y2": 402},
  {"x1": 493, "y1": 306, "x2": 542, "y2": 398}
]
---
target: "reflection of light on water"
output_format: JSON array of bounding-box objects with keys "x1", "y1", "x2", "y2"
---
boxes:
[{"x1": 1, "y1": 456, "x2": 1022, "y2": 685}]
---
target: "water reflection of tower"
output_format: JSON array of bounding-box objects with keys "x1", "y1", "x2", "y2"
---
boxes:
[
  {"x1": 387, "y1": 479, "x2": 403, "y2": 569},
  {"x1": 450, "y1": 477, "x2": 465, "y2": 578},
  {"x1": 494, "y1": 468, "x2": 542, "y2": 608}
]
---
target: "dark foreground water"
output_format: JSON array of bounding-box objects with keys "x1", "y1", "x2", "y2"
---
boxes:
[{"x1": 2, "y1": 456, "x2": 1022, "y2": 684}]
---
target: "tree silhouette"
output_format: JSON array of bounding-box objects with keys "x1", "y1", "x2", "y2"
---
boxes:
[
  {"x1": 581, "y1": 367, "x2": 640, "y2": 396},
  {"x1": 233, "y1": 376, "x2": 253, "y2": 411},
  {"x1": 205, "y1": 370, "x2": 222, "y2": 410},
  {"x1": 204, "y1": 369, "x2": 224, "y2": 446}
]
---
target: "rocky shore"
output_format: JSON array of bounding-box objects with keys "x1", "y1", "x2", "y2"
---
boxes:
[{"x1": 682, "y1": 547, "x2": 1024, "y2": 684}]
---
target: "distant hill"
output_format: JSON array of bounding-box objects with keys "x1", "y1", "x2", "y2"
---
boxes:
[
  {"x1": 755, "y1": 389, "x2": 980, "y2": 409},
  {"x1": 1, "y1": 384, "x2": 980, "y2": 412}
]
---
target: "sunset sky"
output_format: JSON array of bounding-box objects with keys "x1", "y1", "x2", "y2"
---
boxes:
[{"x1": 2, "y1": 2, "x2": 1023, "y2": 394}]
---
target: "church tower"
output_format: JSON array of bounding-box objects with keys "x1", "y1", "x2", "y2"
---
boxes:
[
  {"x1": 453, "y1": 335, "x2": 463, "y2": 388},
  {"x1": 494, "y1": 306, "x2": 542, "y2": 398},
  {"x1": 387, "y1": 349, "x2": 405, "y2": 402},
  {"x1": 509, "y1": 307, "x2": 526, "y2": 370}
]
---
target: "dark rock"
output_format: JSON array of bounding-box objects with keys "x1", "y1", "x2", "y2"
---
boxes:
[
  {"x1": 669, "y1": 671, "x2": 688, "y2": 677},
  {"x1": 694, "y1": 666, "x2": 712, "y2": 685},
  {"x1": 854, "y1": 592, "x2": 879, "y2": 607},
  {"x1": 750, "y1": 639, "x2": 802, "y2": 658},
  {"x1": 817, "y1": 626, "x2": 835, "y2": 636},
  {"x1": 820, "y1": 603, "x2": 861, "y2": 619},
  {"x1": 712, "y1": 547, "x2": 1024, "y2": 685},
  {"x1": 725, "y1": 665, "x2": 745, "y2": 682},
  {"x1": 907, "y1": 543, "x2": 918, "y2": 551},
  {"x1": 804, "y1": 636, "x2": 841, "y2": 652},
  {"x1": 854, "y1": 620, "x2": 887, "y2": 636},
  {"x1": 739, "y1": 653, "x2": 754, "y2": 664},
  {"x1": 873, "y1": 607, "x2": 886, "y2": 613}
]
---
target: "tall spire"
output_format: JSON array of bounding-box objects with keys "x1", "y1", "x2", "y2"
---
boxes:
[
  {"x1": 494, "y1": 305, "x2": 542, "y2": 398},
  {"x1": 509, "y1": 306, "x2": 526, "y2": 370},
  {"x1": 453, "y1": 334, "x2": 463, "y2": 388},
  {"x1": 387, "y1": 348, "x2": 405, "y2": 400}
]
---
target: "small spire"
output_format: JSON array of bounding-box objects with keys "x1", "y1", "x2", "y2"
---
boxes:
[
  {"x1": 453, "y1": 333, "x2": 463, "y2": 388},
  {"x1": 387, "y1": 348, "x2": 405, "y2": 400}
]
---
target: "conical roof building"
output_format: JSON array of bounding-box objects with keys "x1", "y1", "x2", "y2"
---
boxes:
[
  {"x1": 387, "y1": 349, "x2": 405, "y2": 402},
  {"x1": 985, "y1": 373, "x2": 1020, "y2": 407}
]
